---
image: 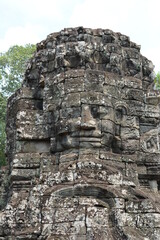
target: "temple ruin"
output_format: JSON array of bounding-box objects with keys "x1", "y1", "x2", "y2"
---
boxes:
[{"x1": 0, "y1": 27, "x2": 160, "y2": 239}]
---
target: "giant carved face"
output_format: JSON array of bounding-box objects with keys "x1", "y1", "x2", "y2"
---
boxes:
[{"x1": 47, "y1": 70, "x2": 116, "y2": 153}]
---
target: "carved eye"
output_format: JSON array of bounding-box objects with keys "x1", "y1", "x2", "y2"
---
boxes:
[{"x1": 90, "y1": 105, "x2": 100, "y2": 118}]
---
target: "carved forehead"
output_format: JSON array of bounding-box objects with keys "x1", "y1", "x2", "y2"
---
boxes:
[
  {"x1": 44, "y1": 70, "x2": 117, "y2": 111},
  {"x1": 43, "y1": 68, "x2": 147, "y2": 115},
  {"x1": 46, "y1": 69, "x2": 106, "y2": 91}
]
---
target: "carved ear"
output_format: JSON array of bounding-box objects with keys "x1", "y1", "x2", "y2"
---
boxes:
[
  {"x1": 115, "y1": 102, "x2": 128, "y2": 123},
  {"x1": 112, "y1": 103, "x2": 128, "y2": 153}
]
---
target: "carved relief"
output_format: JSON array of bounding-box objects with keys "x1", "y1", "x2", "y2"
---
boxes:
[
  {"x1": 0, "y1": 27, "x2": 160, "y2": 239},
  {"x1": 141, "y1": 129, "x2": 159, "y2": 153}
]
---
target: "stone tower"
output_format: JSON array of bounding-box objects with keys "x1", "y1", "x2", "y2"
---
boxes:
[{"x1": 0, "y1": 27, "x2": 160, "y2": 239}]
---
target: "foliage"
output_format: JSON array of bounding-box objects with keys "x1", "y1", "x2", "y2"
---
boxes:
[
  {"x1": 154, "y1": 72, "x2": 160, "y2": 90},
  {"x1": 0, "y1": 44, "x2": 36, "y2": 96},
  {"x1": 0, "y1": 44, "x2": 36, "y2": 166}
]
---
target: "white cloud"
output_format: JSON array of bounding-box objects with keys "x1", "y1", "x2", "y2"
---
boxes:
[
  {"x1": 69, "y1": 0, "x2": 134, "y2": 31},
  {"x1": 69, "y1": 0, "x2": 160, "y2": 70},
  {"x1": 0, "y1": 0, "x2": 82, "y2": 51},
  {"x1": 0, "y1": 25, "x2": 41, "y2": 52},
  {"x1": 0, "y1": 0, "x2": 160, "y2": 70},
  {"x1": 142, "y1": 47, "x2": 160, "y2": 73},
  {"x1": 1, "y1": 0, "x2": 77, "y2": 24},
  {"x1": 69, "y1": 0, "x2": 160, "y2": 31}
]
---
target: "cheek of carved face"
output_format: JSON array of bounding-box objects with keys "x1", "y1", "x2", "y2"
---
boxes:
[{"x1": 52, "y1": 104, "x2": 115, "y2": 152}]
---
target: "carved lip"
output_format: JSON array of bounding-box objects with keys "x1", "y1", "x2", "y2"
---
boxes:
[
  {"x1": 71, "y1": 131, "x2": 102, "y2": 138},
  {"x1": 80, "y1": 137, "x2": 101, "y2": 142}
]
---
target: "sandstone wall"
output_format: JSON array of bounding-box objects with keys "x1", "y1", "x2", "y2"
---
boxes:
[{"x1": 0, "y1": 27, "x2": 160, "y2": 239}]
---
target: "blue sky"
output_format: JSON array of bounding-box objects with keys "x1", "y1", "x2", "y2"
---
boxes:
[{"x1": 0, "y1": 0, "x2": 160, "y2": 72}]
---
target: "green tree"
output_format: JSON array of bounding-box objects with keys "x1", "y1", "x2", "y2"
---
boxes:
[
  {"x1": 154, "y1": 72, "x2": 160, "y2": 90},
  {"x1": 0, "y1": 44, "x2": 36, "y2": 96},
  {"x1": 0, "y1": 44, "x2": 36, "y2": 166}
]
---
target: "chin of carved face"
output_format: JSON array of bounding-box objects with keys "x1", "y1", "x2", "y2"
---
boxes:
[{"x1": 51, "y1": 104, "x2": 115, "y2": 152}]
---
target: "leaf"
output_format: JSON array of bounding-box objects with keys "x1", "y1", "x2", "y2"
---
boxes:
[{"x1": 0, "y1": 44, "x2": 36, "y2": 96}]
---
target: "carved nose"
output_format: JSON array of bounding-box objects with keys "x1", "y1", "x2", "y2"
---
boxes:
[{"x1": 81, "y1": 105, "x2": 96, "y2": 130}]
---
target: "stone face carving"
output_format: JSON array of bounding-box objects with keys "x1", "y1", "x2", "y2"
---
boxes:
[
  {"x1": 49, "y1": 71, "x2": 115, "y2": 154},
  {"x1": 0, "y1": 27, "x2": 160, "y2": 239}
]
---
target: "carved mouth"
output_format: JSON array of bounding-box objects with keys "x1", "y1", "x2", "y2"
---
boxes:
[
  {"x1": 80, "y1": 137, "x2": 101, "y2": 142},
  {"x1": 71, "y1": 130, "x2": 102, "y2": 138}
]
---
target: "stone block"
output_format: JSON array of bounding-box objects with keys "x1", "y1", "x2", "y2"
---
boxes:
[
  {"x1": 16, "y1": 124, "x2": 49, "y2": 140},
  {"x1": 12, "y1": 153, "x2": 41, "y2": 168},
  {"x1": 136, "y1": 213, "x2": 160, "y2": 228},
  {"x1": 121, "y1": 127, "x2": 140, "y2": 140},
  {"x1": 62, "y1": 93, "x2": 81, "y2": 107},
  {"x1": 80, "y1": 92, "x2": 100, "y2": 105},
  {"x1": 11, "y1": 168, "x2": 39, "y2": 181},
  {"x1": 64, "y1": 77, "x2": 84, "y2": 93},
  {"x1": 16, "y1": 141, "x2": 50, "y2": 153},
  {"x1": 16, "y1": 110, "x2": 44, "y2": 125},
  {"x1": 121, "y1": 139, "x2": 140, "y2": 153}
]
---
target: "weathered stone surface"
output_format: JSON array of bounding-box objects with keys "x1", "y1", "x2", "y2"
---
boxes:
[{"x1": 0, "y1": 27, "x2": 160, "y2": 239}]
